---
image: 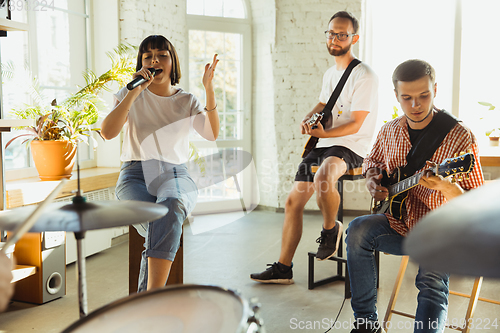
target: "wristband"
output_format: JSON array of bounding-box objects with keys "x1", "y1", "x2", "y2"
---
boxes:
[{"x1": 204, "y1": 104, "x2": 217, "y2": 112}]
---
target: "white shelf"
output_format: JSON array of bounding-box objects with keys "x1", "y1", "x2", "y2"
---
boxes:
[
  {"x1": 0, "y1": 119, "x2": 34, "y2": 128},
  {"x1": 0, "y1": 18, "x2": 28, "y2": 32}
]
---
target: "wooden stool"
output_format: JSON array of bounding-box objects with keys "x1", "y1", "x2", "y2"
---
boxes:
[
  {"x1": 129, "y1": 225, "x2": 183, "y2": 294},
  {"x1": 384, "y1": 256, "x2": 500, "y2": 333},
  {"x1": 307, "y1": 167, "x2": 379, "y2": 298}
]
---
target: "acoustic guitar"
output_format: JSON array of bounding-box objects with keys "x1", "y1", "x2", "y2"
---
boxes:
[{"x1": 371, "y1": 153, "x2": 475, "y2": 220}]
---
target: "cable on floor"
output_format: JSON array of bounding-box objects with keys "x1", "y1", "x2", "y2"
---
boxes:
[{"x1": 324, "y1": 296, "x2": 346, "y2": 333}]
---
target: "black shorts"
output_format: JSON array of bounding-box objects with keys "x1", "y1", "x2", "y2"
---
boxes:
[{"x1": 294, "y1": 146, "x2": 364, "y2": 183}]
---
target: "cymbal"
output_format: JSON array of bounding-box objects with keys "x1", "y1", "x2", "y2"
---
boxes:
[
  {"x1": 0, "y1": 199, "x2": 169, "y2": 233},
  {"x1": 403, "y1": 179, "x2": 500, "y2": 278}
]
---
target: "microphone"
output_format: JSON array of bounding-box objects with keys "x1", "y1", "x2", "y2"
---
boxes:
[{"x1": 126, "y1": 68, "x2": 163, "y2": 90}]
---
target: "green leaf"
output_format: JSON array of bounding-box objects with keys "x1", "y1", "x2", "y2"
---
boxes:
[{"x1": 478, "y1": 101, "x2": 496, "y2": 110}]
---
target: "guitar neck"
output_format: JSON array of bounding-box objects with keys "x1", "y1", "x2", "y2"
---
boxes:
[
  {"x1": 387, "y1": 170, "x2": 426, "y2": 197},
  {"x1": 380, "y1": 153, "x2": 474, "y2": 207}
]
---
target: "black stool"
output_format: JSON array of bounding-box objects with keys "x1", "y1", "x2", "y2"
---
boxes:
[{"x1": 307, "y1": 167, "x2": 379, "y2": 298}]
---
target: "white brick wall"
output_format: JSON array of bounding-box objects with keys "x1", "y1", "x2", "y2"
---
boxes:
[{"x1": 118, "y1": 0, "x2": 188, "y2": 88}]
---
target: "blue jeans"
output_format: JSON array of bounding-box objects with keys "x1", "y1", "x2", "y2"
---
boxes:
[
  {"x1": 115, "y1": 160, "x2": 198, "y2": 292},
  {"x1": 346, "y1": 214, "x2": 450, "y2": 333}
]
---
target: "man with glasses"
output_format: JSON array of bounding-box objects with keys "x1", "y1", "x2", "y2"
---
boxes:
[{"x1": 251, "y1": 11, "x2": 378, "y2": 284}]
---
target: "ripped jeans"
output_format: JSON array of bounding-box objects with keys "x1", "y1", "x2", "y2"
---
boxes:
[
  {"x1": 115, "y1": 160, "x2": 198, "y2": 292},
  {"x1": 346, "y1": 214, "x2": 449, "y2": 333}
]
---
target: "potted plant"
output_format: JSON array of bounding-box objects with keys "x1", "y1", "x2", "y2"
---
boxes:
[
  {"x1": 6, "y1": 45, "x2": 137, "y2": 180},
  {"x1": 478, "y1": 102, "x2": 499, "y2": 146}
]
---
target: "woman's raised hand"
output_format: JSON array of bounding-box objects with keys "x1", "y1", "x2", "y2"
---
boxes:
[{"x1": 202, "y1": 54, "x2": 219, "y2": 90}]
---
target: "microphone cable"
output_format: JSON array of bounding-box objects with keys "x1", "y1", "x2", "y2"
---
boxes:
[{"x1": 324, "y1": 296, "x2": 346, "y2": 333}]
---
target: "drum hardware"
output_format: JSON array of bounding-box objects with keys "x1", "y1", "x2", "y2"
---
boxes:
[
  {"x1": 245, "y1": 297, "x2": 266, "y2": 333},
  {"x1": 0, "y1": 144, "x2": 169, "y2": 317}
]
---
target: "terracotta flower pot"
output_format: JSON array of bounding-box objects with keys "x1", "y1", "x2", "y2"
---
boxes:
[{"x1": 30, "y1": 140, "x2": 77, "y2": 180}]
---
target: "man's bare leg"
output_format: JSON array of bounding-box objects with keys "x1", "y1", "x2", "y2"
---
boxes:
[
  {"x1": 314, "y1": 156, "x2": 347, "y2": 260},
  {"x1": 250, "y1": 181, "x2": 315, "y2": 283},
  {"x1": 314, "y1": 156, "x2": 347, "y2": 229},
  {"x1": 278, "y1": 181, "x2": 316, "y2": 266}
]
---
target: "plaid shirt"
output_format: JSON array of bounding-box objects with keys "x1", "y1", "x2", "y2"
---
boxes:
[{"x1": 363, "y1": 115, "x2": 484, "y2": 236}]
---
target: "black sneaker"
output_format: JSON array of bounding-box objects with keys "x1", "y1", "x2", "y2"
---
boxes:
[
  {"x1": 315, "y1": 220, "x2": 343, "y2": 261},
  {"x1": 350, "y1": 320, "x2": 384, "y2": 333},
  {"x1": 250, "y1": 262, "x2": 294, "y2": 284}
]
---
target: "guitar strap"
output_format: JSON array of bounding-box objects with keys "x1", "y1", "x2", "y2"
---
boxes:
[
  {"x1": 400, "y1": 109, "x2": 459, "y2": 177},
  {"x1": 319, "y1": 59, "x2": 361, "y2": 128},
  {"x1": 301, "y1": 59, "x2": 361, "y2": 158}
]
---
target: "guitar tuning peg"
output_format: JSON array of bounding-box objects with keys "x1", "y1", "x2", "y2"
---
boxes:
[
  {"x1": 467, "y1": 149, "x2": 472, "y2": 154},
  {"x1": 465, "y1": 174, "x2": 470, "y2": 180},
  {"x1": 450, "y1": 176, "x2": 457, "y2": 184},
  {"x1": 460, "y1": 151, "x2": 466, "y2": 155},
  {"x1": 453, "y1": 153, "x2": 458, "y2": 158}
]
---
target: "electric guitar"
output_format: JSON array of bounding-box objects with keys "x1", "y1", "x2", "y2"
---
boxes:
[
  {"x1": 371, "y1": 153, "x2": 475, "y2": 220},
  {"x1": 301, "y1": 112, "x2": 324, "y2": 158}
]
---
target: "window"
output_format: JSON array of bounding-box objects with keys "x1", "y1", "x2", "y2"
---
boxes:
[
  {"x1": 2, "y1": 0, "x2": 92, "y2": 178},
  {"x1": 187, "y1": 0, "x2": 246, "y2": 19},
  {"x1": 366, "y1": 0, "x2": 500, "y2": 152},
  {"x1": 458, "y1": 0, "x2": 500, "y2": 144},
  {"x1": 367, "y1": 0, "x2": 455, "y2": 128},
  {"x1": 187, "y1": 0, "x2": 252, "y2": 213}
]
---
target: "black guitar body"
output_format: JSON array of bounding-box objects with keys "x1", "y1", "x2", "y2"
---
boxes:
[
  {"x1": 372, "y1": 167, "x2": 408, "y2": 220},
  {"x1": 370, "y1": 153, "x2": 475, "y2": 220}
]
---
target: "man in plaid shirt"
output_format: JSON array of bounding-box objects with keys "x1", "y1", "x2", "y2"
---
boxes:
[{"x1": 346, "y1": 59, "x2": 484, "y2": 333}]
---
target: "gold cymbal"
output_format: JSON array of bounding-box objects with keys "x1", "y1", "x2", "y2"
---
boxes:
[
  {"x1": 0, "y1": 198, "x2": 168, "y2": 233},
  {"x1": 404, "y1": 179, "x2": 500, "y2": 278}
]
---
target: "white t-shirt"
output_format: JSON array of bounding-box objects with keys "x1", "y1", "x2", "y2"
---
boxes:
[
  {"x1": 114, "y1": 87, "x2": 203, "y2": 164},
  {"x1": 316, "y1": 62, "x2": 378, "y2": 157}
]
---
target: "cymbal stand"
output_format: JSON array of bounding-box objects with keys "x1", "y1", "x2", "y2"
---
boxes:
[
  {"x1": 75, "y1": 229, "x2": 88, "y2": 317},
  {"x1": 73, "y1": 142, "x2": 89, "y2": 317}
]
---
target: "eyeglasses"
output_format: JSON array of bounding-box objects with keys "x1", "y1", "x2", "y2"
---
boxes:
[{"x1": 324, "y1": 31, "x2": 356, "y2": 41}]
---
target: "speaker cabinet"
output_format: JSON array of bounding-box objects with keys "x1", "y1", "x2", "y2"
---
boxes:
[{"x1": 11, "y1": 232, "x2": 66, "y2": 304}]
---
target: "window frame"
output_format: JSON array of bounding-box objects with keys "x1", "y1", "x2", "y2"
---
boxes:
[
  {"x1": 4, "y1": 0, "x2": 94, "y2": 181},
  {"x1": 187, "y1": 2, "x2": 254, "y2": 214}
]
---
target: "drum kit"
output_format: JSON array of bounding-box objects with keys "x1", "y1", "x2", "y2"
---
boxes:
[
  {"x1": 62, "y1": 285, "x2": 265, "y2": 333},
  {"x1": 0, "y1": 150, "x2": 265, "y2": 332}
]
